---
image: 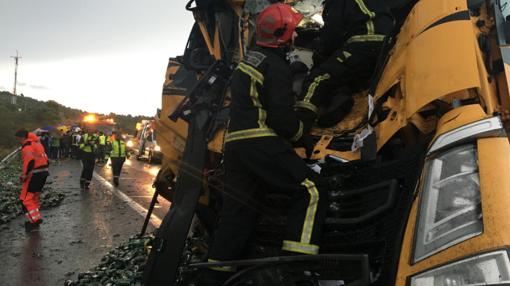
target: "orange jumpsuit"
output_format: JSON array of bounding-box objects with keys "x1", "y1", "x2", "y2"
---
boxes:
[{"x1": 20, "y1": 133, "x2": 49, "y2": 224}]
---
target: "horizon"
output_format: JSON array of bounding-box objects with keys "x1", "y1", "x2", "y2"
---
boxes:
[
  {"x1": 1, "y1": 90, "x2": 152, "y2": 118},
  {"x1": 0, "y1": 0, "x2": 195, "y2": 116}
]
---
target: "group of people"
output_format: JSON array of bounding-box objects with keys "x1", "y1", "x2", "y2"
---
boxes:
[
  {"x1": 201, "y1": 1, "x2": 393, "y2": 285},
  {"x1": 38, "y1": 131, "x2": 73, "y2": 160},
  {"x1": 38, "y1": 129, "x2": 112, "y2": 162},
  {"x1": 14, "y1": 127, "x2": 128, "y2": 231},
  {"x1": 78, "y1": 130, "x2": 127, "y2": 189}
]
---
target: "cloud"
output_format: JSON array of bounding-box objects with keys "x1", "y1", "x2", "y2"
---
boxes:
[
  {"x1": 29, "y1": 84, "x2": 51, "y2": 90},
  {"x1": 18, "y1": 81, "x2": 27, "y2": 87},
  {"x1": 0, "y1": 86, "x2": 6, "y2": 91}
]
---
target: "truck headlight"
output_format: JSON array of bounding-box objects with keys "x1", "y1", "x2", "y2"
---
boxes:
[
  {"x1": 410, "y1": 250, "x2": 510, "y2": 285},
  {"x1": 154, "y1": 145, "x2": 161, "y2": 152},
  {"x1": 126, "y1": 140, "x2": 133, "y2": 148},
  {"x1": 414, "y1": 144, "x2": 483, "y2": 263}
]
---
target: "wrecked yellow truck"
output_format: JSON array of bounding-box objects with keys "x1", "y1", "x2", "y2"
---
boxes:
[{"x1": 144, "y1": 0, "x2": 510, "y2": 285}]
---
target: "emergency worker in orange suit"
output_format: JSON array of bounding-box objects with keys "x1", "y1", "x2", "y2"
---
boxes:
[{"x1": 15, "y1": 129, "x2": 49, "y2": 231}]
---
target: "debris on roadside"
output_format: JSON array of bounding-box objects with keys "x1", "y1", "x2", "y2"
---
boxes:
[
  {"x1": 0, "y1": 157, "x2": 65, "y2": 224},
  {"x1": 64, "y1": 234, "x2": 154, "y2": 286}
]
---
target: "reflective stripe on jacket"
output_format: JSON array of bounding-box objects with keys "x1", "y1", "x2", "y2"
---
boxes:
[
  {"x1": 319, "y1": 0, "x2": 393, "y2": 57},
  {"x1": 226, "y1": 47, "x2": 304, "y2": 144}
]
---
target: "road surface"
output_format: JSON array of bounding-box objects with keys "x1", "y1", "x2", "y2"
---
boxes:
[{"x1": 0, "y1": 157, "x2": 169, "y2": 286}]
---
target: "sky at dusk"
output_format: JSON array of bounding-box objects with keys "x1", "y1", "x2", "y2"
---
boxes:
[{"x1": 0, "y1": 0, "x2": 195, "y2": 116}]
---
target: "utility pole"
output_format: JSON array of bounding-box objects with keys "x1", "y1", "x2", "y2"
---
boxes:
[{"x1": 10, "y1": 50, "x2": 22, "y2": 105}]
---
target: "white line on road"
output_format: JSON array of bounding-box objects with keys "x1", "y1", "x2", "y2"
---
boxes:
[{"x1": 93, "y1": 172, "x2": 162, "y2": 227}]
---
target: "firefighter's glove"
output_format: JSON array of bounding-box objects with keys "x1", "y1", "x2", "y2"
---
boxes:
[
  {"x1": 294, "y1": 134, "x2": 314, "y2": 159},
  {"x1": 295, "y1": 108, "x2": 316, "y2": 135}
]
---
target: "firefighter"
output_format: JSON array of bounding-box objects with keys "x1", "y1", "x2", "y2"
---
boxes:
[
  {"x1": 296, "y1": 0, "x2": 393, "y2": 129},
  {"x1": 109, "y1": 131, "x2": 126, "y2": 186},
  {"x1": 15, "y1": 129, "x2": 49, "y2": 231},
  {"x1": 79, "y1": 129, "x2": 97, "y2": 189},
  {"x1": 201, "y1": 4, "x2": 328, "y2": 285}
]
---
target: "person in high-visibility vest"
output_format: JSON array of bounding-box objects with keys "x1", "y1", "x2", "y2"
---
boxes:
[
  {"x1": 15, "y1": 129, "x2": 49, "y2": 231},
  {"x1": 109, "y1": 131, "x2": 127, "y2": 186},
  {"x1": 97, "y1": 131, "x2": 107, "y2": 164},
  {"x1": 79, "y1": 130, "x2": 97, "y2": 189}
]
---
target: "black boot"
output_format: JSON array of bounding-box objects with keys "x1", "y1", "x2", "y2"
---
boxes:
[
  {"x1": 80, "y1": 180, "x2": 85, "y2": 189},
  {"x1": 113, "y1": 177, "x2": 119, "y2": 186},
  {"x1": 24, "y1": 220, "x2": 42, "y2": 232}
]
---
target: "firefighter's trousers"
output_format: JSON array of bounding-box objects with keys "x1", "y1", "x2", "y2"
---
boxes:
[
  {"x1": 297, "y1": 42, "x2": 382, "y2": 129},
  {"x1": 20, "y1": 171, "x2": 48, "y2": 223},
  {"x1": 111, "y1": 157, "x2": 125, "y2": 180},
  {"x1": 208, "y1": 137, "x2": 328, "y2": 266},
  {"x1": 80, "y1": 151, "x2": 95, "y2": 186}
]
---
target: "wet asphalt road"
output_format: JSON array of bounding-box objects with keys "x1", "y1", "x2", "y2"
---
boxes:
[{"x1": 0, "y1": 157, "x2": 169, "y2": 286}]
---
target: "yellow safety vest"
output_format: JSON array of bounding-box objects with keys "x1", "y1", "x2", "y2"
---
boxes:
[
  {"x1": 110, "y1": 140, "x2": 126, "y2": 158},
  {"x1": 99, "y1": 135, "x2": 107, "y2": 145},
  {"x1": 80, "y1": 134, "x2": 96, "y2": 153}
]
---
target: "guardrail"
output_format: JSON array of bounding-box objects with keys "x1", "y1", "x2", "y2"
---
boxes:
[
  {"x1": 0, "y1": 147, "x2": 21, "y2": 170},
  {"x1": 0, "y1": 128, "x2": 49, "y2": 170}
]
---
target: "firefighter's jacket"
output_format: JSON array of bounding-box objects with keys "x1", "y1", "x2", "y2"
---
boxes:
[
  {"x1": 80, "y1": 133, "x2": 97, "y2": 153},
  {"x1": 317, "y1": 0, "x2": 394, "y2": 59},
  {"x1": 110, "y1": 139, "x2": 126, "y2": 158},
  {"x1": 226, "y1": 47, "x2": 304, "y2": 144},
  {"x1": 21, "y1": 133, "x2": 49, "y2": 176}
]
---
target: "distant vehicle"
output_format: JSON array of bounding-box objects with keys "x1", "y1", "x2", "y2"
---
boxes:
[
  {"x1": 124, "y1": 134, "x2": 135, "y2": 152},
  {"x1": 130, "y1": 120, "x2": 161, "y2": 164},
  {"x1": 80, "y1": 113, "x2": 117, "y2": 135}
]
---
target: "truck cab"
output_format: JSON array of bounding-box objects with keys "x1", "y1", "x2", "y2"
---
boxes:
[{"x1": 145, "y1": 0, "x2": 510, "y2": 285}]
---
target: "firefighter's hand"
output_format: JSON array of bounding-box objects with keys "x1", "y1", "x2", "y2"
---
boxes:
[{"x1": 294, "y1": 134, "x2": 314, "y2": 159}]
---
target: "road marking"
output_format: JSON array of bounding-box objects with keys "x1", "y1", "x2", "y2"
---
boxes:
[{"x1": 93, "y1": 172, "x2": 162, "y2": 227}]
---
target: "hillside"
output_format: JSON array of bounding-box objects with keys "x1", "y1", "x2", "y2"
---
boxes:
[{"x1": 0, "y1": 91, "x2": 151, "y2": 157}]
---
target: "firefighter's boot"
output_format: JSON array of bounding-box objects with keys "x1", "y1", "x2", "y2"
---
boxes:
[{"x1": 24, "y1": 219, "x2": 42, "y2": 232}]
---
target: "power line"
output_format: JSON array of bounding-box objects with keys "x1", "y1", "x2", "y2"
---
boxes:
[{"x1": 10, "y1": 50, "x2": 22, "y2": 105}]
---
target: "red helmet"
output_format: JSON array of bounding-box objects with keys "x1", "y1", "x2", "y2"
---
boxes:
[{"x1": 256, "y1": 3, "x2": 303, "y2": 48}]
